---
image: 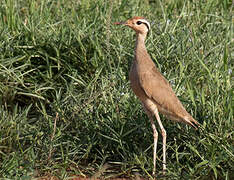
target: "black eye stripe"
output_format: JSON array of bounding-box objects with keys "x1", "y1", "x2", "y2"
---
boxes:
[
  {"x1": 143, "y1": 22, "x2": 150, "y2": 31},
  {"x1": 136, "y1": 21, "x2": 150, "y2": 31}
]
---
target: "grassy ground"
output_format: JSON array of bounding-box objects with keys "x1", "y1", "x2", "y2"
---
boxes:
[{"x1": 0, "y1": 0, "x2": 233, "y2": 179}]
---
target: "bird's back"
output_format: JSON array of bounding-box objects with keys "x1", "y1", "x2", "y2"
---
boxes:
[{"x1": 130, "y1": 55, "x2": 199, "y2": 128}]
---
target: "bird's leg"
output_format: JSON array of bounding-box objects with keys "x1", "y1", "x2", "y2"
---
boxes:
[
  {"x1": 153, "y1": 107, "x2": 167, "y2": 173},
  {"x1": 143, "y1": 105, "x2": 158, "y2": 176}
]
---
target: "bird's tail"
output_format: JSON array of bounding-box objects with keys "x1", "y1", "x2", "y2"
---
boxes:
[{"x1": 183, "y1": 115, "x2": 200, "y2": 129}]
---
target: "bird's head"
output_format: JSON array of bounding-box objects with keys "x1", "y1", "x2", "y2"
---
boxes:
[{"x1": 114, "y1": 16, "x2": 150, "y2": 34}]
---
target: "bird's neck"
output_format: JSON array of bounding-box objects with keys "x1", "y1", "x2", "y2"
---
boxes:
[{"x1": 134, "y1": 33, "x2": 149, "y2": 63}]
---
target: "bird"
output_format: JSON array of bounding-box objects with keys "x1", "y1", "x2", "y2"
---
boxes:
[{"x1": 114, "y1": 16, "x2": 199, "y2": 176}]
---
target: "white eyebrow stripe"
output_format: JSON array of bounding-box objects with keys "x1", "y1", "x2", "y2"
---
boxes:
[{"x1": 137, "y1": 19, "x2": 151, "y2": 30}]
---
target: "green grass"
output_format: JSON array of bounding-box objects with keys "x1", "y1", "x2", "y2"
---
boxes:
[{"x1": 0, "y1": 0, "x2": 233, "y2": 179}]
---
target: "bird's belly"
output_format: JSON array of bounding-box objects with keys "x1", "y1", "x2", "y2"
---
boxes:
[{"x1": 129, "y1": 71, "x2": 154, "y2": 108}]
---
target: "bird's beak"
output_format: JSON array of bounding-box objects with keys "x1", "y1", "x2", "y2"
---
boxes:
[{"x1": 114, "y1": 21, "x2": 127, "y2": 25}]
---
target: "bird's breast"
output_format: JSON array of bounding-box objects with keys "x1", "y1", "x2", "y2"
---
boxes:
[{"x1": 129, "y1": 62, "x2": 146, "y2": 99}]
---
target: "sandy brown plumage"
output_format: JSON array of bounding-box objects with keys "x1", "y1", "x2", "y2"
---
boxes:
[{"x1": 115, "y1": 16, "x2": 199, "y2": 176}]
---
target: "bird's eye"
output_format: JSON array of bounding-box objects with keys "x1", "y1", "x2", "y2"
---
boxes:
[{"x1": 136, "y1": 21, "x2": 142, "y2": 25}]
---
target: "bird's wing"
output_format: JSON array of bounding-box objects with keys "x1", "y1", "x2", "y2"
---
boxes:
[
  {"x1": 139, "y1": 65, "x2": 199, "y2": 129},
  {"x1": 139, "y1": 66, "x2": 184, "y2": 114}
]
